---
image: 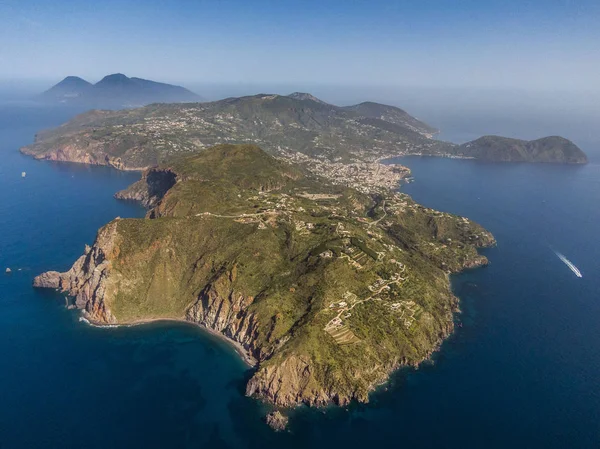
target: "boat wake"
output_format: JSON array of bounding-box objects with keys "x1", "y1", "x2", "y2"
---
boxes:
[{"x1": 553, "y1": 250, "x2": 583, "y2": 278}]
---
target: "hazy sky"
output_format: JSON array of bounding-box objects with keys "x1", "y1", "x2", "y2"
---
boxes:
[{"x1": 1, "y1": 0, "x2": 599, "y2": 90}]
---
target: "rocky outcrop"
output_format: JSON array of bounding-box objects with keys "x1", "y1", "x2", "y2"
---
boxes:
[
  {"x1": 246, "y1": 355, "x2": 332, "y2": 406},
  {"x1": 462, "y1": 254, "x2": 489, "y2": 270},
  {"x1": 115, "y1": 168, "x2": 177, "y2": 208},
  {"x1": 33, "y1": 223, "x2": 120, "y2": 324},
  {"x1": 186, "y1": 268, "x2": 262, "y2": 361},
  {"x1": 247, "y1": 313, "x2": 457, "y2": 407},
  {"x1": 265, "y1": 411, "x2": 289, "y2": 431},
  {"x1": 32, "y1": 270, "x2": 61, "y2": 288},
  {"x1": 32, "y1": 216, "x2": 492, "y2": 408},
  {"x1": 20, "y1": 143, "x2": 146, "y2": 171}
]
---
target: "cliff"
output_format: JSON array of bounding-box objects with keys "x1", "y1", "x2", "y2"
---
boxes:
[
  {"x1": 34, "y1": 144, "x2": 495, "y2": 407},
  {"x1": 114, "y1": 168, "x2": 178, "y2": 207},
  {"x1": 33, "y1": 223, "x2": 120, "y2": 324}
]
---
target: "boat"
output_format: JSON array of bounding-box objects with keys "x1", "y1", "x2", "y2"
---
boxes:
[{"x1": 554, "y1": 251, "x2": 582, "y2": 278}]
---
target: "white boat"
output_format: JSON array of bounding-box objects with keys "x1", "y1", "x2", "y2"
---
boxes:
[
  {"x1": 554, "y1": 251, "x2": 582, "y2": 278},
  {"x1": 21, "y1": 172, "x2": 26, "y2": 178}
]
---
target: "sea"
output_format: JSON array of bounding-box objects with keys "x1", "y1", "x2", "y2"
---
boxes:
[{"x1": 1, "y1": 101, "x2": 599, "y2": 449}]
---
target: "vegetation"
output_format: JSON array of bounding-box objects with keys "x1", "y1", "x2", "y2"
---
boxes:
[
  {"x1": 21, "y1": 93, "x2": 443, "y2": 168},
  {"x1": 23, "y1": 93, "x2": 585, "y2": 169},
  {"x1": 456, "y1": 135, "x2": 588, "y2": 164},
  {"x1": 50, "y1": 144, "x2": 495, "y2": 406}
]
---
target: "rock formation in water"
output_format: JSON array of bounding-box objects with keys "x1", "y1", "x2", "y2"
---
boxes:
[{"x1": 265, "y1": 411, "x2": 289, "y2": 431}]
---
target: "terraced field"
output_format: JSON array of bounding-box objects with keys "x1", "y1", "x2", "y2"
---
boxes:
[{"x1": 326, "y1": 325, "x2": 361, "y2": 345}]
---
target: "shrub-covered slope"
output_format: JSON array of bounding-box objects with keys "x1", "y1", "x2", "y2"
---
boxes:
[
  {"x1": 34, "y1": 144, "x2": 495, "y2": 406},
  {"x1": 456, "y1": 135, "x2": 588, "y2": 163}
]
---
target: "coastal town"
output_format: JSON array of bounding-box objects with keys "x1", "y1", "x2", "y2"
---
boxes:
[{"x1": 278, "y1": 149, "x2": 412, "y2": 194}]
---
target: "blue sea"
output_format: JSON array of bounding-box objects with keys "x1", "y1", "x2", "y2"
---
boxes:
[{"x1": 1, "y1": 103, "x2": 599, "y2": 448}]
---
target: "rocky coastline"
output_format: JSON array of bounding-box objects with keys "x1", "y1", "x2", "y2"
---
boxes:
[
  {"x1": 32, "y1": 144, "x2": 495, "y2": 408},
  {"x1": 34, "y1": 241, "x2": 486, "y2": 407},
  {"x1": 19, "y1": 143, "x2": 148, "y2": 171}
]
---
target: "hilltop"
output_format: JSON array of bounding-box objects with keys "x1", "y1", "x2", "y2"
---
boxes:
[
  {"x1": 33, "y1": 144, "x2": 495, "y2": 407},
  {"x1": 37, "y1": 73, "x2": 201, "y2": 107},
  {"x1": 287, "y1": 92, "x2": 331, "y2": 104},
  {"x1": 21, "y1": 93, "x2": 442, "y2": 169},
  {"x1": 341, "y1": 101, "x2": 438, "y2": 138},
  {"x1": 453, "y1": 135, "x2": 588, "y2": 164},
  {"x1": 22, "y1": 91, "x2": 586, "y2": 168},
  {"x1": 38, "y1": 76, "x2": 93, "y2": 102}
]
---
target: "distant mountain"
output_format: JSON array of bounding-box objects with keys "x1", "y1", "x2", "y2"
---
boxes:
[
  {"x1": 24, "y1": 89, "x2": 586, "y2": 169},
  {"x1": 38, "y1": 76, "x2": 93, "y2": 102},
  {"x1": 285, "y1": 94, "x2": 438, "y2": 138},
  {"x1": 21, "y1": 93, "x2": 441, "y2": 169},
  {"x1": 456, "y1": 135, "x2": 588, "y2": 164},
  {"x1": 37, "y1": 73, "x2": 201, "y2": 107},
  {"x1": 286, "y1": 92, "x2": 331, "y2": 105},
  {"x1": 342, "y1": 102, "x2": 438, "y2": 138}
]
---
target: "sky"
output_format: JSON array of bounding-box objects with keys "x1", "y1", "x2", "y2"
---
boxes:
[{"x1": 1, "y1": 0, "x2": 599, "y2": 91}]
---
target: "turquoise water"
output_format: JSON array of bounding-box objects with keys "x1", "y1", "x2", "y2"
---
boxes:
[{"x1": 1, "y1": 105, "x2": 599, "y2": 448}]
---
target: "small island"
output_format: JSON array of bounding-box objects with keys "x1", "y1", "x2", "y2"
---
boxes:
[{"x1": 455, "y1": 135, "x2": 588, "y2": 164}]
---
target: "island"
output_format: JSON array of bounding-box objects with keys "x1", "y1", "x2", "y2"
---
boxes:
[
  {"x1": 33, "y1": 143, "x2": 495, "y2": 407},
  {"x1": 454, "y1": 135, "x2": 588, "y2": 164},
  {"x1": 21, "y1": 92, "x2": 587, "y2": 166},
  {"x1": 37, "y1": 73, "x2": 201, "y2": 107}
]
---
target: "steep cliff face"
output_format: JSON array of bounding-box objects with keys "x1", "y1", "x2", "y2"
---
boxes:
[
  {"x1": 115, "y1": 168, "x2": 177, "y2": 208},
  {"x1": 33, "y1": 222, "x2": 121, "y2": 324},
  {"x1": 246, "y1": 355, "x2": 331, "y2": 406},
  {"x1": 247, "y1": 307, "x2": 457, "y2": 407},
  {"x1": 185, "y1": 269, "x2": 261, "y2": 361},
  {"x1": 20, "y1": 142, "x2": 143, "y2": 171}
]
